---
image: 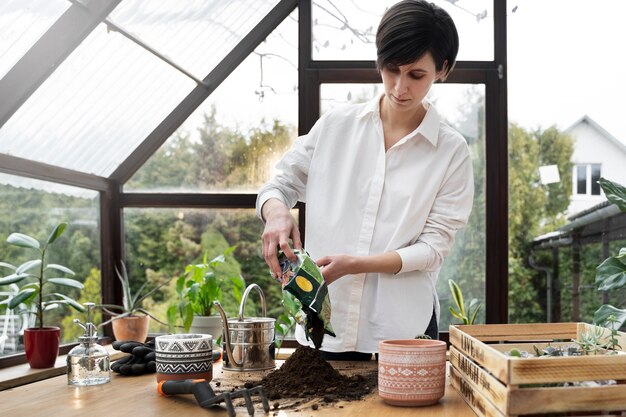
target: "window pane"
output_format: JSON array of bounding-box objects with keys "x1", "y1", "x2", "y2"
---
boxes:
[
  {"x1": 0, "y1": 0, "x2": 69, "y2": 79},
  {"x1": 591, "y1": 164, "x2": 601, "y2": 195},
  {"x1": 577, "y1": 164, "x2": 587, "y2": 195},
  {"x1": 312, "y1": 0, "x2": 493, "y2": 61},
  {"x1": 0, "y1": 174, "x2": 101, "y2": 356},
  {"x1": 109, "y1": 0, "x2": 281, "y2": 79},
  {"x1": 0, "y1": 24, "x2": 195, "y2": 177},
  {"x1": 125, "y1": 10, "x2": 298, "y2": 193},
  {"x1": 508, "y1": 0, "x2": 626, "y2": 157},
  {"x1": 124, "y1": 208, "x2": 298, "y2": 334},
  {"x1": 320, "y1": 82, "x2": 486, "y2": 330}
]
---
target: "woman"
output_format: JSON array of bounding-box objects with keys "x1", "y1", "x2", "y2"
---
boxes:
[{"x1": 257, "y1": 0, "x2": 474, "y2": 360}]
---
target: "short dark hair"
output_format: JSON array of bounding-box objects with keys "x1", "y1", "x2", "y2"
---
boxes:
[{"x1": 376, "y1": 0, "x2": 459, "y2": 79}]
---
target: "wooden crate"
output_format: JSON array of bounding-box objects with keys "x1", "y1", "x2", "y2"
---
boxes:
[{"x1": 449, "y1": 323, "x2": 626, "y2": 416}]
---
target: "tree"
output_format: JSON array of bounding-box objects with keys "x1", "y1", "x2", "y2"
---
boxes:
[{"x1": 508, "y1": 123, "x2": 574, "y2": 322}]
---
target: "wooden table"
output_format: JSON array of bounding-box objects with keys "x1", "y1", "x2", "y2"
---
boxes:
[{"x1": 0, "y1": 360, "x2": 476, "y2": 417}]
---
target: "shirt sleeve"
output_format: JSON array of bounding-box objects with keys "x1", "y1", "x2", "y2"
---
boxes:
[
  {"x1": 256, "y1": 114, "x2": 326, "y2": 221},
  {"x1": 395, "y1": 141, "x2": 475, "y2": 273}
]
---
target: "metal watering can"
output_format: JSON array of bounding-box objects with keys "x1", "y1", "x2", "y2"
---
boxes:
[{"x1": 214, "y1": 284, "x2": 276, "y2": 372}]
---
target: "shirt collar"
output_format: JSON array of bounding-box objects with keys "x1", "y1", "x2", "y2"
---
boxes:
[{"x1": 357, "y1": 94, "x2": 441, "y2": 147}]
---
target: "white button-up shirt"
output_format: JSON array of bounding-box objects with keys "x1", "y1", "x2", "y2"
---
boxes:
[{"x1": 256, "y1": 94, "x2": 474, "y2": 353}]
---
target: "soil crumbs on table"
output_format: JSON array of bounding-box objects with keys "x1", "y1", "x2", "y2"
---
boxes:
[
  {"x1": 213, "y1": 346, "x2": 377, "y2": 414},
  {"x1": 257, "y1": 346, "x2": 377, "y2": 412}
]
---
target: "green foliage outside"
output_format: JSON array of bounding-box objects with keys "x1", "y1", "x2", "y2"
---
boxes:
[
  {"x1": 508, "y1": 124, "x2": 574, "y2": 323},
  {"x1": 60, "y1": 268, "x2": 101, "y2": 342}
]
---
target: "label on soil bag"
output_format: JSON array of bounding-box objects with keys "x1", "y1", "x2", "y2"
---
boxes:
[{"x1": 277, "y1": 250, "x2": 335, "y2": 347}]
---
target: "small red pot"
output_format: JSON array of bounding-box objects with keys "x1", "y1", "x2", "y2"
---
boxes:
[{"x1": 23, "y1": 327, "x2": 61, "y2": 368}]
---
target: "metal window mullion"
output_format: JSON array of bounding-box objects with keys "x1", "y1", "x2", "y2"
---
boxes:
[{"x1": 102, "y1": 17, "x2": 209, "y2": 88}]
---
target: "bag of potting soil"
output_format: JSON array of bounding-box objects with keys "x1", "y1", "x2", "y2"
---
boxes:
[{"x1": 276, "y1": 249, "x2": 335, "y2": 348}]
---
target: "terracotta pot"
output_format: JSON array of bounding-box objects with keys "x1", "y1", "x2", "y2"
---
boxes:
[
  {"x1": 378, "y1": 339, "x2": 447, "y2": 406},
  {"x1": 23, "y1": 327, "x2": 60, "y2": 369},
  {"x1": 111, "y1": 315, "x2": 150, "y2": 343},
  {"x1": 155, "y1": 333, "x2": 213, "y2": 382}
]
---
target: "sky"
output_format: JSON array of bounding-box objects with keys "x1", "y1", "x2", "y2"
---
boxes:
[{"x1": 507, "y1": 0, "x2": 626, "y2": 142}]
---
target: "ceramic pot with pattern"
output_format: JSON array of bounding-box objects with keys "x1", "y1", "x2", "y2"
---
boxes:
[
  {"x1": 378, "y1": 339, "x2": 447, "y2": 406},
  {"x1": 155, "y1": 333, "x2": 213, "y2": 382}
]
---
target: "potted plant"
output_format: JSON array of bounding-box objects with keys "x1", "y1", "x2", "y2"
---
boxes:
[
  {"x1": 594, "y1": 177, "x2": 626, "y2": 329},
  {"x1": 100, "y1": 262, "x2": 169, "y2": 343},
  {"x1": 0, "y1": 222, "x2": 85, "y2": 368},
  {"x1": 168, "y1": 246, "x2": 244, "y2": 341},
  {"x1": 448, "y1": 279, "x2": 483, "y2": 325}
]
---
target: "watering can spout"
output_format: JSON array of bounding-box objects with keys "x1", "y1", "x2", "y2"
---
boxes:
[{"x1": 213, "y1": 301, "x2": 240, "y2": 368}]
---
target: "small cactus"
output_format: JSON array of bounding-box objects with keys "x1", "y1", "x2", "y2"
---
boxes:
[{"x1": 414, "y1": 334, "x2": 432, "y2": 340}]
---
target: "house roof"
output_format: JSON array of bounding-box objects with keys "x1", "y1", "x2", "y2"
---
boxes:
[{"x1": 566, "y1": 115, "x2": 626, "y2": 154}]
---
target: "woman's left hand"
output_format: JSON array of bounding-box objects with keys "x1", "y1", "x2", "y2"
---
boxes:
[{"x1": 316, "y1": 255, "x2": 358, "y2": 285}]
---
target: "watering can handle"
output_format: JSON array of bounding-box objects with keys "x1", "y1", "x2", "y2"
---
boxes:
[{"x1": 238, "y1": 283, "x2": 267, "y2": 321}]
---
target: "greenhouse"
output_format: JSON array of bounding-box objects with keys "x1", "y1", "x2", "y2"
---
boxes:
[{"x1": 0, "y1": 1, "x2": 625, "y2": 416}]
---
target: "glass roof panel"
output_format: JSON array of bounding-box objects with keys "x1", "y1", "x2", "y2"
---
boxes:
[
  {"x1": 109, "y1": 0, "x2": 281, "y2": 79},
  {"x1": 0, "y1": 23, "x2": 195, "y2": 177},
  {"x1": 312, "y1": 0, "x2": 493, "y2": 61},
  {"x1": 125, "y1": 9, "x2": 298, "y2": 193},
  {"x1": 0, "y1": 0, "x2": 69, "y2": 80}
]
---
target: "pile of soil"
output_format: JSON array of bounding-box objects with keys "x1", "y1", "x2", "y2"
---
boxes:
[{"x1": 254, "y1": 346, "x2": 377, "y2": 402}]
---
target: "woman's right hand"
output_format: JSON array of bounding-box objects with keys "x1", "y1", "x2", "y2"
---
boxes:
[{"x1": 261, "y1": 198, "x2": 302, "y2": 278}]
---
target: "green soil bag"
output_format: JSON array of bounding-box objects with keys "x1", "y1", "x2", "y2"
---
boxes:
[{"x1": 277, "y1": 249, "x2": 335, "y2": 348}]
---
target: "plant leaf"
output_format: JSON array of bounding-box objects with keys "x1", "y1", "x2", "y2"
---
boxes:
[
  {"x1": 46, "y1": 223, "x2": 67, "y2": 245},
  {"x1": 594, "y1": 304, "x2": 626, "y2": 329},
  {"x1": 47, "y1": 277, "x2": 84, "y2": 289},
  {"x1": 598, "y1": 177, "x2": 626, "y2": 212},
  {"x1": 43, "y1": 302, "x2": 60, "y2": 311},
  {"x1": 448, "y1": 279, "x2": 465, "y2": 317},
  {"x1": 449, "y1": 306, "x2": 465, "y2": 320},
  {"x1": 52, "y1": 293, "x2": 86, "y2": 312},
  {"x1": 45, "y1": 264, "x2": 75, "y2": 275},
  {"x1": 7, "y1": 233, "x2": 40, "y2": 250},
  {"x1": 8, "y1": 288, "x2": 37, "y2": 309},
  {"x1": 596, "y1": 256, "x2": 626, "y2": 291},
  {"x1": 0, "y1": 262, "x2": 16, "y2": 271},
  {"x1": 0, "y1": 273, "x2": 29, "y2": 285},
  {"x1": 16, "y1": 259, "x2": 41, "y2": 275},
  {"x1": 470, "y1": 303, "x2": 482, "y2": 325}
]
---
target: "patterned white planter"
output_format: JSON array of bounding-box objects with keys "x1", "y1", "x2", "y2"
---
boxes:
[{"x1": 155, "y1": 333, "x2": 213, "y2": 382}]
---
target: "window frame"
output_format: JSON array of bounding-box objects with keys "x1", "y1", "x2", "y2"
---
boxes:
[{"x1": 573, "y1": 163, "x2": 602, "y2": 196}]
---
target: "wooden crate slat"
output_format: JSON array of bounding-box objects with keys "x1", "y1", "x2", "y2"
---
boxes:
[
  {"x1": 508, "y1": 384, "x2": 626, "y2": 415},
  {"x1": 453, "y1": 323, "x2": 578, "y2": 342},
  {"x1": 509, "y1": 354, "x2": 626, "y2": 384},
  {"x1": 450, "y1": 365, "x2": 507, "y2": 417},
  {"x1": 450, "y1": 325, "x2": 510, "y2": 383},
  {"x1": 449, "y1": 346, "x2": 509, "y2": 411}
]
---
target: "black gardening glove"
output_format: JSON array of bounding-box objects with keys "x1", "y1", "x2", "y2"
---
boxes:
[{"x1": 111, "y1": 339, "x2": 156, "y2": 376}]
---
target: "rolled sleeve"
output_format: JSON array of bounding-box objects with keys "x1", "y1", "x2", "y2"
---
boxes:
[{"x1": 395, "y1": 142, "x2": 474, "y2": 274}]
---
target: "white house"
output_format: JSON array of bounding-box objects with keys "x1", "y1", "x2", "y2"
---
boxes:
[{"x1": 565, "y1": 115, "x2": 626, "y2": 217}]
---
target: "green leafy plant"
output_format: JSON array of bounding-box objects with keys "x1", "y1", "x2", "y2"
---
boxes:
[
  {"x1": 594, "y1": 178, "x2": 626, "y2": 329},
  {"x1": 448, "y1": 279, "x2": 482, "y2": 325},
  {"x1": 274, "y1": 291, "x2": 301, "y2": 353},
  {"x1": 0, "y1": 223, "x2": 85, "y2": 328},
  {"x1": 168, "y1": 246, "x2": 244, "y2": 332},
  {"x1": 99, "y1": 262, "x2": 169, "y2": 326}
]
